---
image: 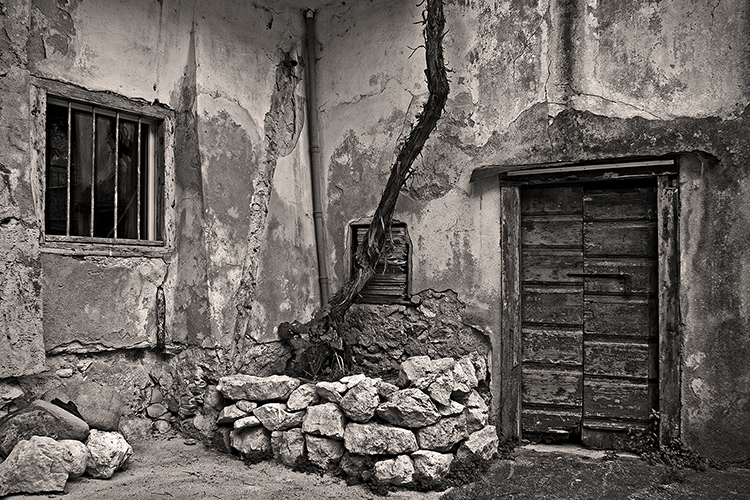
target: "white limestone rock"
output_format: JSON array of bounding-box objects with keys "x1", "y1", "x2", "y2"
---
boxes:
[
  {"x1": 306, "y1": 435, "x2": 345, "y2": 469},
  {"x1": 457, "y1": 355, "x2": 479, "y2": 389},
  {"x1": 315, "y1": 381, "x2": 347, "y2": 404},
  {"x1": 436, "y1": 400, "x2": 465, "y2": 417},
  {"x1": 230, "y1": 426, "x2": 271, "y2": 455},
  {"x1": 376, "y1": 381, "x2": 399, "y2": 400},
  {"x1": 235, "y1": 400, "x2": 258, "y2": 413},
  {"x1": 457, "y1": 425, "x2": 499, "y2": 461},
  {"x1": 416, "y1": 414, "x2": 468, "y2": 452},
  {"x1": 233, "y1": 415, "x2": 262, "y2": 429},
  {"x1": 216, "y1": 404, "x2": 247, "y2": 425},
  {"x1": 0, "y1": 436, "x2": 89, "y2": 496},
  {"x1": 217, "y1": 374, "x2": 300, "y2": 402},
  {"x1": 411, "y1": 449, "x2": 453, "y2": 482},
  {"x1": 464, "y1": 406, "x2": 488, "y2": 434},
  {"x1": 302, "y1": 403, "x2": 346, "y2": 439},
  {"x1": 376, "y1": 388, "x2": 440, "y2": 428},
  {"x1": 374, "y1": 455, "x2": 414, "y2": 485},
  {"x1": 253, "y1": 403, "x2": 304, "y2": 431},
  {"x1": 286, "y1": 384, "x2": 319, "y2": 411},
  {"x1": 85, "y1": 429, "x2": 133, "y2": 479},
  {"x1": 271, "y1": 428, "x2": 306, "y2": 467},
  {"x1": 344, "y1": 422, "x2": 418, "y2": 455},
  {"x1": 340, "y1": 373, "x2": 366, "y2": 389},
  {"x1": 398, "y1": 356, "x2": 433, "y2": 387},
  {"x1": 339, "y1": 378, "x2": 379, "y2": 423}
]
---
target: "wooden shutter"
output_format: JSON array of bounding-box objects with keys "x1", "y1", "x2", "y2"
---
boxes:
[{"x1": 352, "y1": 224, "x2": 409, "y2": 303}]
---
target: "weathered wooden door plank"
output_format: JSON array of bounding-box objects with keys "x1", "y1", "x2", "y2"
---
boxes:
[
  {"x1": 657, "y1": 175, "x2": 681, "y2": 443},
  {"x1": 500, "y1": 186, "x2": 522, "y2": 441}
]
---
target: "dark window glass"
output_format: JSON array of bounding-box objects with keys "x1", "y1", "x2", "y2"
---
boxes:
[
  {"x1": 44, "y1": 98, "x2": 162, "y2": 243},
  {"x1": 45, "y1": 104, "x2": 68, "y2": 235}
]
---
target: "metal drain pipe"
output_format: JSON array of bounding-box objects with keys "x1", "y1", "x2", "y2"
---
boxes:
[{"x1": 305, "y1": 9, "x2": 330, "y2": 305}]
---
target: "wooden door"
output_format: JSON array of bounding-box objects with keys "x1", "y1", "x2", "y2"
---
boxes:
[{"x1": 520, "y1": 182, "x2": 658, "y2": 446}]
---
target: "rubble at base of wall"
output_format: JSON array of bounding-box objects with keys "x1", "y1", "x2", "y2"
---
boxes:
[{"x1": 174, "y1": 353, "x2": 498, "y2": 488}]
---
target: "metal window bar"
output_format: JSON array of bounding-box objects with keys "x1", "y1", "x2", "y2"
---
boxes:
[
  {"x1": 90, "y1": 108, "x2": 96, "y2": 237},
  {"x1": 66, "y1": 102, "x2": 71, "y2": 237},
  {"x1": 47, "y1": 96, "x2": 160, "y2": 244},
  {"x1": 147, "y1": 127, "x2": 155, "y2": 240},
  {"x1": 137, "y1": 118, "x2": 141, "y2": 240},
  {"x1": 114, "y1": 112, "x2": 119, "y2": 239}
]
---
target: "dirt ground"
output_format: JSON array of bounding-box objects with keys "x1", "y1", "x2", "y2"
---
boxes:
[{"x1": 5, "y1": 437, "x2": 750, "y2": 499}]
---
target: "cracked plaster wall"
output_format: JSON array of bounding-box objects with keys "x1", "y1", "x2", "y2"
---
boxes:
[
  {"x1": 316, "y1": 0, "x2": 750, "y2": 460},
  {"x1": 2, "y1": 0, "x2": 750, "y2": 460},
  {"x1": 0, "y1": 0, "x2": 319, "y2": 419}
]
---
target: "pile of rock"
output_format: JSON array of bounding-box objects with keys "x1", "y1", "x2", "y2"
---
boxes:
[
  {"x1": 0, "y1": 399, "x2": 132, "y2": 496},
  {"x1": 213, "y1": 354, "x2": 498, "y2": 486}
]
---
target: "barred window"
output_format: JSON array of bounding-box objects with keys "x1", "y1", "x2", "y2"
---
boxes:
[{"x1": 44, "y1": 97, "x2": 164, "y2": 244}]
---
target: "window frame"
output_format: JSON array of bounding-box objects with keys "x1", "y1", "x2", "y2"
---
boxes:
[
  {"x1": 30, "y1": 78, "x2": 175, "y2": 256},
  {"x1": 349, "y1": 220, "x2": 411, "y2": 304}
]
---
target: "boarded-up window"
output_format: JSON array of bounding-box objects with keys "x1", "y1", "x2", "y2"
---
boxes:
[{"x1": 351, "y1": 223, "x2": 410, "y2": 304}]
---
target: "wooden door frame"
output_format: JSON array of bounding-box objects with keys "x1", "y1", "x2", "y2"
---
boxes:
[{"x1": 491, "y1": 157, "x2": 681, "y2": 445}]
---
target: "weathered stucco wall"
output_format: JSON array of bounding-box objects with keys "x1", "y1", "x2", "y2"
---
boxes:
[
  {"x1": 0, "y1": 0, "x2": 322, "y2": 425},
  {"x1": 1, "y1": 0, "x2": 749, "y2": 461},
  {"x1": 16, "y1": 0, "x2": 320, "y2": 364},
  {"x1": 0, "y1": 0, "x2": 44, "y2": 378},
  {"x1": 315, "y1": 0, "x2": 750, "y2": 461}
]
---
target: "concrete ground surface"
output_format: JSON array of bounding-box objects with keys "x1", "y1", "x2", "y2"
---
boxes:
[{"x1": 5, "y1": 436, "x2": 750, "y2": 499}]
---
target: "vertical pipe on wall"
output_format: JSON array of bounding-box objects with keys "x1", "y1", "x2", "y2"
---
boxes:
[{"x1": 305, "y1": 9, "x2": 330, "y2": 306}]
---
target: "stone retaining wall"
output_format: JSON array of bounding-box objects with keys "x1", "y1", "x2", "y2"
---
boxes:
[{"x1": 210, "y1": 354, "x2": 497, "y2": 486}]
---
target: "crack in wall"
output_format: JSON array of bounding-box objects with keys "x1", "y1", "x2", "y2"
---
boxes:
[
  {"x1": 565, "y1": 84, "x2": 666, "y2": 120},
  {"x1": 231, "y1": 51, "x2": 303, "y2": 368}
]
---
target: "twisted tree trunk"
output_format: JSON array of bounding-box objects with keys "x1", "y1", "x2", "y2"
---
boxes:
[
  {"x1": 327, "y1": 0, "x2": 450, "y2": 323},
  {"x1": 280, "y1": 0, "x2": 449, "y2": 375}
]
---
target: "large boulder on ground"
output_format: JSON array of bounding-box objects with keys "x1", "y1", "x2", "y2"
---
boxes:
[
  {"x1": 0, "y1": 400, "x2": 90, "y2": 458},
  {"x1": 344, "y1": 422, "x2": 418, "y2": 455},
  {"x1": 376, "y1": 388, "x2": 440, "y2": 428},
  {"x1": 306, "y1": 435, "x2": 345, "y2": 469},
  {"x1": 416, "y1": 414, "x2": 468, "y2": 452},
  {"x1": 44, "y1": 381, "x2": 126, "y2": 431},
  {"x1": 286, "y1": 384, "x2": 319, "y2": 411},
  {"x1": 230, "y1": 426, "x2": 271, "y2": 455},
  {"x1": 0, "y1": 436, "x2": 89, "y2": 496},
  {"x1": 302, "y1": 403, "x2": 346, "y2": 439},
  {"x1": 85, "y1": 429, "x2": 133, "y2": 479},
  {"x1": 253, "y1": 403, "x2": 304, "y2": 431},
  {"x1": 339, "y1": 378, "x2": 379, "y2": 423},
  {"x1": 217, "y1": 374, "x2": 300, "y2": 402},
  {"x1": 411, "y1": 450, "x2": 453, "y2": 482},
  {"x1": 374, "y1": 454, "x2": 414, "y2": 485},
  {"x1": 271, "y1": 428, "x2": 306, "y2": 467},
  {"x1": 456, "y1": 425, "x2": 499, "y2": 461}
]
